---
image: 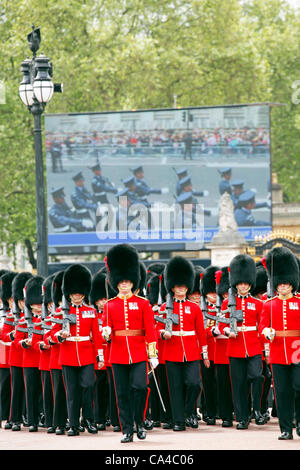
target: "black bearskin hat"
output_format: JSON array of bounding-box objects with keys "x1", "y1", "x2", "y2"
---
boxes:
[
  {"x1": 0, "y1": 271, "x2": 17, "y2": 310},
  {"x1": 90, "y1": 271, "x2": 108, "y2": 306},
  {"x1": 106, "y1": 244, "x2": 140, "y2": 292},
  {"x1": 229, "y1": 254, "x2": 256, "y2": 289},
  {"x1": 266, "y1": 247, "x2": 299, "y2": 292},
  {"x1": 0, "y1": 269, "x2": 8, "y2": 278},
  {"x1": 251, "y1": 265, "x2": 268, "y2": 297},
  {"x1": 147, "y1": 262, "x2": 165, "y2": 276},
  {"x1": 201, "y1": 266, "x2": 220, "y2": 296},
  {"x1": 62, "y1": 264, "x2": 92, "y2": 302},
  {"x1": 24, "y1": 276, "x2": 44, "y2": 307},
  {"x1": 164, "y1": 256, "x2": 195, "y2": 294},
  {"x1": 147, "y1": 273, "x2": 167, "y2": 306},
  {"x1": 12, "y1": 272, "x2": 33, "y2": 313},
  {"x1": 191, "y1": 265, "x2": 204, "y2": 294},
  {"x1": 137, "y1": 262, "x2": 147, "y2": 296},
  {"x1": 295, "y1": 256, "x2": 300, "y2": 291},
  {"x1": 52, "y1": 270, "x2": 64, "y2": 308},
  {"x1": 216, "y1": 267, "x2": 230, "y2": 297},
  {"x1": 42, "y1": 274, "x2": 55, "y2": 306}
]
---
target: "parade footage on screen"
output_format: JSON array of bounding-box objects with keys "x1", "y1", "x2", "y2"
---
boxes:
[{"x1": 45, "y1": 105, "x2": 272, "y2": 254}]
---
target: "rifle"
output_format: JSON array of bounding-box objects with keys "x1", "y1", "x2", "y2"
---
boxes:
[
  {"x1": 226, "y1": 285, "x2": 243, "y2": 336},
  {"x1": 261, "y1": 257, "x2": 274, "y2": 298},
  {"x1": 200, "y1": 272, "x2": 218, "y2": 327},
  {"x1": 154, "y1": 292, "x2": 179, "y2": 336},
  {"x1": 24, "y1": 304, "x2": 34, "y2": 340},
  {"x1": 12, "y1": 300, "x2": 21, "y2": 326},
  {"x1": 61, "y1": 295, "x2": 76, "y2": 335}
]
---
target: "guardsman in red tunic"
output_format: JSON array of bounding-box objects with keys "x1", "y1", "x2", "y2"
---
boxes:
[
  {"x1": 147, "y1": 269, "x2": 173, "y2": 430},
  {"x1": 259, "y1": 247, "x2": 300, "y2": 440},
  {"x1": 187, "y1": 265, "x2": 205, "y2": 424},
  {"x1": 251, "y1": 261, "x2": 272, "y2": 423},
  {"x1": 160, "y1": 256, "x2": 209, "y2": 432},
  {"x1": 56, "y1": 264, "x2": 103, "y2": 436},
  {"x1": 102, "y1": 244, "x2": 158, "y2": 443},
  {"x1": 200, "y1": 265, "x2": 219, "y2": 426},
  {"x1": 8, "y1": 272, "x2": 33, "y2": 431},
  {"x1": 211, "y1": 266, "x2": 234, "y2": 428},
  {"x1": 90, "y1": 271, "x2": 110, "y2": 431},
  {"x1": 18, "y1": 276, "x2": 44, "y2": 432},
  {"x1": 220, "y1": 254, "x2": 265, "y2": 429},
  {"x1": 48, "y1": 270, "x2": 68, "y2": 435},
  {"x1": 96, "y1": 267, "x2": 121, "y2": 432},
  {"x1": 0, "y1": 271, "x2": 17, "y2": 429},
  {"x1": 31, "y1": 275, "x2": 55, "y2": 433}
]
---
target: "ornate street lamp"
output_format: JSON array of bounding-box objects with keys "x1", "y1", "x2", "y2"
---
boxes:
[{"x1": 19, "y1": 26, "x2": 62, "y2": 277}]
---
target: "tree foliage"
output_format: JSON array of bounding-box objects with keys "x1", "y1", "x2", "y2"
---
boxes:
[{"x1": 0, "y1": 0, "x2": 300, "y2": 250}]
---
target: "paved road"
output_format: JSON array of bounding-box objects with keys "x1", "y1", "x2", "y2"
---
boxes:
[{"x1": 0, "y1": 417, "x2": 298, "y2": 451}]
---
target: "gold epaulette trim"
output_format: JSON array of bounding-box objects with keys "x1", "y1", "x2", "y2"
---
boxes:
[
  {"x1": 264, "y1": 296, "x2": 277, "y2": 303},
  {"x1": 106, "y1": 296, "x2": 118, "y2": 302}
]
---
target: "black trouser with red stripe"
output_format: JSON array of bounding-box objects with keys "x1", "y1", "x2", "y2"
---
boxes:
[
  {"x1": 215, "y1": 364, "x2": 234, "y2": 421},
  {"x1": 112, "y1": 361, "x2": 148, "y2": 435},
  {"x1": 51, "y1": 369, "x2": 68, "y2": 428},
  {"x1": 9, "y1": 366, "x2": 25, "y2": 424},
  {"x1": 229, "y1": 355, "x2": 263, "y2": 422},
  {"x1": 94, "y1": 369, "x2": 109, "y2": 425},
  {"x1": 272, "y1": 363, "x2": 300, "y2": 434},
  {"x1": 0, "y1": 368, "x2": 11, "y2": 421},
  {"x1": 107, "y1": 366, "x2": 120, "y2": 427},
  {"x1": 166, "y1": 360, "x2": 201, "y2": 426},
  {"x1": 62, "y1": 363, "x2": 95, "y2": 428},
  {"x1": 200, "y1": 360, "x2": 217, "y2": 419},
  {"x1": 23, "y1": 367, "x2": 42, "y2": 426},
  {"x1": 150, "y1": 364, "x2": 172, "y2": 424},
  {"x1": 41, "y1": 370, "x2": 54, "y2": 428}
]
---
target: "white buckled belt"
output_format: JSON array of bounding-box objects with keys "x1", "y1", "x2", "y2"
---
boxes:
[
  {"x1": 0, "y1": 340, "x2": 11, "y2": 346},
  {"x1": 172, "y1": 330, "x2": 196, "y2": 337},
  {"x1": 237, "y1": 326, "x2": 257, "y2": 332},
  {"x1": 65, "y1": 336, "x2": 90, "y2": 342}
]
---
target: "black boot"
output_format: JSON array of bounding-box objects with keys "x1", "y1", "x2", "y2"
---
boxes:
[
  {"x1": 121, "y1": 433, "x2": 133, "y2": 443},
  {"x1": 136, "y1": 424, "x2": 147, "y2": 440},
  {"x1": 67, "y1": 426, "x2": 80, "y2": 436}
]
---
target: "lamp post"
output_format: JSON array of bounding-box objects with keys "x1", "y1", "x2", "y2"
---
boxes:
[{"x1": 19, "y1": 27, "x2": 61, "y2": 277}]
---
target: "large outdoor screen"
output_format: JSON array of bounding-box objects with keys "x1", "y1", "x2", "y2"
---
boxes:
[{"x1": 45, "y1": 104, "x2": 272, "y2": 255}]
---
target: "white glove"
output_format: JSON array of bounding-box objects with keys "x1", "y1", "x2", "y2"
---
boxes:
[
  {"x1": 102, "y1": 326, "x2": 112, "y2": 342},
  {"x1": 203, "y1": 190, "x2": 209, "y2": 197},
  {"x1": 161, "y1": 187, "x2": 169, "y2": 194},
  {"x1": 82, "y1": 219, "x2": 94, "y2": 229},
  {"x1": 150, "y1": 357, "x2": 159, "y2": 369},
  {"x1": 263, "y1": 327, "x2": 275, "y2": 342},
  {"x1": 212, "y1": 325, "x2": 221, "y2": 336}
]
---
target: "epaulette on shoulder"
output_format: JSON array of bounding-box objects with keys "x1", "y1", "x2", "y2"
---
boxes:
[
  {"x1": 135, "y1": 294, "x2": 147, "y2": 300},
  {"x1": 106, "y1": 296, "x2": 117, "y2": 302},
  {"x1": 264, "y1": 296, "x2": 277, "y2": 303}
]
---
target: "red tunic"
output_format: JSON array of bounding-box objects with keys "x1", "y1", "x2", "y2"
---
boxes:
[
  {"x1": 94, "y1": 310, "x2": 108, "y2": 371},
  {"x1": 159, "y1": 299, "x2": 208, "y2": 363},
  {"x1": 48, "y1": 308, "x2": 63, "y2": 370},
  {"x1": 32, "y1": 314, "x2": 52, "y2": 371},
  {"x1": 1, "y1": 311, "x2": 15, "y2": 367},
  {"x1": 259, "y1": 295, "x2": 300, "y2": 365},
  {"x1": 220, "y1": 295, "x2": 263, "y2": 358},
  {"x1": 58, "y1": 303, "x2": 102, "y2": 367},
  {"x1": 205, "y1": 303, "x2": 217, "y2": 362},
  {"x1": 102, "y1": 294, "x2": 157, "y2": 365},
  {"x1": 14, "y1": 315, "x2": 41, "y2": 368}
]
